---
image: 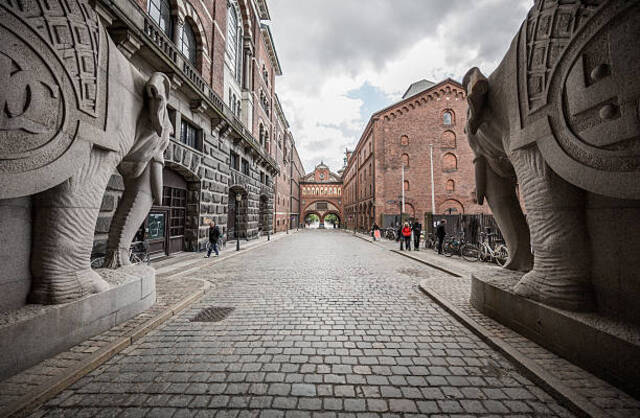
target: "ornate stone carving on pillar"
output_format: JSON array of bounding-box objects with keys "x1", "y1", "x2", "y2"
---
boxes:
[
  {"x1": 462, "y1": 0, "x2": 640, "y2": 315},
  {"x1": 0, "y1": 0, "x2": 173, "y2": 305}
]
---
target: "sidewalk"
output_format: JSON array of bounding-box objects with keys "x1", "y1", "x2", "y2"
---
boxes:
[
  {"x1": 0, "y1": 230, "x2": 297, "y2": 417},
  {"x1": 348, "y1": 230, "x2": 640, "y2": 417}
]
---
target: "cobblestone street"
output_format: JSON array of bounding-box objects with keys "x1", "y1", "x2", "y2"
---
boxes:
[{"x1": 34, "y1": 230, "x2": 574, "y2": 417}]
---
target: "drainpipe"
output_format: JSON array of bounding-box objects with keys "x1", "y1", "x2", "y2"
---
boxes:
[{"x1": 430, "y1": 144, "x2": 435, "y2": 215}]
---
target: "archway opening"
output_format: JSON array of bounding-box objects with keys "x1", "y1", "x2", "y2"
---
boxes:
[
  {"x1": 323, "y1": 213, "x2": 341, "y2": 229},
  {"x1": 304, "y1": 213, "x2": 320, "y2": 229},
  {"x1": 228, "y1": 186, "x2": 248, "y2": 239}
]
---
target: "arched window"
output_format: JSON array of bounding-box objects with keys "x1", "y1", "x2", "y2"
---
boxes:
[
  {"x1": 443, "y1": 111, "x2": 453, "y2": 125},
  {"x1": 148, "y1": 0, "x2": 172, "y2": 38},
  {"x1": 226, "y1": 3, "x2": 240, "y2": 80},
  {"x1": 401, "y1": 135, "x2": 409, "y2": 146},
  {"x1": 404, "y1": 180, "x2": 410, "y2": 191},
  {"x1": 441, "y1": 130, "x2": 456, "y2": 148},
  {"x1": 446, "y1": 179, "x2": 455, "y2": 192},
  {"x1": 180, "y1": 20, "x2": 197, "y2": 65},
  {"x1": 401, "y1": 154, "x2": 409, "y2": 167},
  {"x1": 442, "y1": 153, "x2": 458, "y2": 171},
  {"x1": 259, "y1": 124, "x2": 264, "y2": 146}
]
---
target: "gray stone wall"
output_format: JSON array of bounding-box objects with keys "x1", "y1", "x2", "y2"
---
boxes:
[{"x1": 0, "y1": 197, "x2": 31, "y2": 311}]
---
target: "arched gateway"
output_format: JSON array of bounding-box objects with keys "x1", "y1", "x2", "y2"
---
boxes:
[{"x1": 300, "y1": 162, "x2": 344, "y2": 229}]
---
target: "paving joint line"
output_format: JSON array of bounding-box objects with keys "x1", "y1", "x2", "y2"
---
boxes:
[
  {"x1": 0, "y1": 232, "x2": 299, "y2": 418},
  {"x1": 417, "y1": 280, "x2": 607, "y2": 418}
]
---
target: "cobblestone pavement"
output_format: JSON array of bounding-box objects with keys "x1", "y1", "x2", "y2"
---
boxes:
[
  {"x1": 30, "y1": 229, "x2": 576, "y2": 417},
  {"x1": 362, "y1": 233, "x2": 640, "y2": 417},
  {"x1": 0, "y1": 232, "x2": 288, "y2": 414}
]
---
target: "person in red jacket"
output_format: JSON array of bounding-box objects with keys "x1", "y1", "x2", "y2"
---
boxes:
[{"x1": 400, "y1": 222, "x2": 412, "y2": 251}]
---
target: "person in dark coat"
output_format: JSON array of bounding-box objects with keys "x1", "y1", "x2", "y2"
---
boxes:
[
  {"x1": 436, "y1": 219, "x2": 447, "y2": 254},
  {"x1": 206, "y1": 220, "x2": 221, "y2": 257},
  {"x1": 412, "y1": 222, "x2": 422, "y2": 251}
]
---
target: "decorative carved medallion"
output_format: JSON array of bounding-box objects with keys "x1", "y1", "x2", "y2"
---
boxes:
[
  {"x1": 525, "y1": 1, "x2": 640, "y2": 199},
  {"x1": 0, "y1": 0, "x2": 106, "y2": 198}
]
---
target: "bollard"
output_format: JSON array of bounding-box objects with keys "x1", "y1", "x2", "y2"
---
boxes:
[
  {"x1": 286, "y1": 227, "x2": 289, "y2": 235},
  {"x1": 236, "y1": 235, "x2": 240, "y2": 251},
  {"x1": 268, "y1": 232, "x2": 270, "y2": 241}
]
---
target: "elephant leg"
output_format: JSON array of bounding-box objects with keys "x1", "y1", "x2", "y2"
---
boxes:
[
  {"x1": 479, "y1": 158, "x2": 533, "y2": 271},
  {"x1": 104, "y1": 165, "x2": 154, "y2": 268},
  {"x1": 510, "y1": 145, "x2": 594, "y2": 311},
  {"x1": 29, "y1": 151, "x2": 116, "y2": 304}
]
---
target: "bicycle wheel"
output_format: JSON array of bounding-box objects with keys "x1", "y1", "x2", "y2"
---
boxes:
[
  {"x1": 90, "y1": 256, "x2": 104, "y2": 269},
  {"x1": 130, "y1": 253, "x2": 143, "y2": 264},
  {"x1": 495, "y1": 245, "x2": 509, "y2": 267},
  {"x1": 444, "y1": 242, "x2": 454, "y2": 257},
  {"x1": 461, "y1": 244, "x2": 480, "y2": 262}
]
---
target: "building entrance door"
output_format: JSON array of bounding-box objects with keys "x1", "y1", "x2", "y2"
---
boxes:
[{"x1": 146, "y1": 210, "x2": 168, "y2": 256}]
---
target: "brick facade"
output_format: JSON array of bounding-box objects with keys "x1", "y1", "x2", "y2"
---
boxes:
[
  {"x1": 343, "y1": 79, "x2": 488, "y2": 232},
  {"x1": 300, "y1": 164, "x2": 344, "y2": 227}
]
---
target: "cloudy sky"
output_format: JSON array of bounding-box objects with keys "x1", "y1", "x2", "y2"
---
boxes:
[{"x1": 267, "y1": 0, "x2": 533, "y2": 173}]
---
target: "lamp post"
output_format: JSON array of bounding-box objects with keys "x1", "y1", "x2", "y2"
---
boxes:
[{"x1": 235, "y1": 193, "x2": 242, "y2": 251}]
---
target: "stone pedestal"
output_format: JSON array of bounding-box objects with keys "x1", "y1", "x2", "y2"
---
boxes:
[
  {"x1": 0, "y1": 265, "x2": 155, "y2": 381},
  {"x1": 471, "y1": 270, "x2": 640, "y2": 398}
]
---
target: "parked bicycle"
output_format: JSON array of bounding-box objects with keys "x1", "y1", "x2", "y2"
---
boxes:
[
  {"x1": 443, "y1": 232, "x2": 466, "y2": 257},
  {"x1": 90, "y1": 240, "x2": 150, "y2": 268},
  {"x1": 424, "y1": 232, "x2": 437, "y2": 250},
  {"x1": 384, "y1": 227, "x2": 397, "y2": 241},
  {"x1": 461, "y1": 232, "x2": 509, "y2": 266}
]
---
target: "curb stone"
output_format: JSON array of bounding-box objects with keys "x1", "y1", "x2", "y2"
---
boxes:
[
  {"x1": 417, "y1": 280, "x2": 607, "y2": 418},
  {"x1": 1, "y1": 232, "x2": 297, "y2": 418}
]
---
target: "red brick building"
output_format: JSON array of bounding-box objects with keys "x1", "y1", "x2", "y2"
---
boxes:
[
  {"x1": 343, "y1": 78, "x2": 486, "y2": 231},
  {"x1": 300, "y1": 163, "x2": 344, "y2": 228}
]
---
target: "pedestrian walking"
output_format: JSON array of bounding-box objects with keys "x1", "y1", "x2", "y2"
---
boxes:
[
  {"x1": 436, "y1": 219, "x2": 447, "y2": 254},
  {"x1": 205, "y1": 220, "x2": 221, "y2": 257},
  {"x1": 412, "y1": 222, "x2": 422, "y2": 251},
  {"x1": 371, "y1": 223, "x2": 380, "y2": 241},
  {"x1": 400, "y1": 222, "x2": 412, "y2": 251}
]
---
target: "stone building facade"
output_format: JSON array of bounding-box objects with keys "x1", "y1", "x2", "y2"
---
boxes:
[
  {"x1": 91, "y1": 0, "x2": 301, "y2": 257},
  {"x1": 343, "y1": 79, "x2": 487, "y2": 231}
]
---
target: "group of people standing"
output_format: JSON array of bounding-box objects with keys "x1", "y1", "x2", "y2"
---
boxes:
[{"x1": 371, "y1": 219, "x2": 448, "y2": 253}]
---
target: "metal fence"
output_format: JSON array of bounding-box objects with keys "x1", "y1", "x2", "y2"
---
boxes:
[{"x1": 424, "y1": 213, "x2": 504, "y2": 246}]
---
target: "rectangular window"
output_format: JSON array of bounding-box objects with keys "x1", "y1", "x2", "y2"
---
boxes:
[
  {"x1": 230, "y1": 151, "x2": 239, "y2": 170},
  {"x1": 241, "y1": 158, "x2": 250, "y2": 175},
  {"x1": 180, "y1": 119, "x2": 199, "y2": 150},
  {"x1": 265, "y1": 174, "x2": 270, "y2": 185},
  {"x1": 260, "y1": 172, "x2": 265, "y2": 183}
]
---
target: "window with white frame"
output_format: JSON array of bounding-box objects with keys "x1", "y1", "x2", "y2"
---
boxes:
[
  {"x1": 180, "y1": 20, "x2": 197, "y2": 66},
  {"x1": 147, "y1": 0, "x2": 172, "y2": 38},
  {"x1": 226, "y1": 3, "x2": 242, "y2": 82}
]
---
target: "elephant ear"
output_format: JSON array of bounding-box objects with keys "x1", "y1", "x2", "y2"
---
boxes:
[
  {"x1": 146, "y1": 73, "x2": 172, "y2": 137},
  {"x1": 462, "y1": 67, "x2": 488, "y2": 135}
]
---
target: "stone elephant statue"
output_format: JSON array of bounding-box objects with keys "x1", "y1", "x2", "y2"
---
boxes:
[
  {"x1": 0, "y1": 0, "x2": 172, "y2": 304},
  {"x1": 462, "y1": 0, "x2": 640, "y2": 312}
]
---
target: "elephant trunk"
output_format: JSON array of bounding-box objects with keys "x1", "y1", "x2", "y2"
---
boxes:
[
  {"x1": 478, "y1": 156, "x2": 533, "y2": 272},
  {"x1": 104, "y1": 164, "x2": 155, "y2": 268}
]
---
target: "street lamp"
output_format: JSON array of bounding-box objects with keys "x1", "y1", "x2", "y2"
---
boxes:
[{"x1": 235, "y1": 193, "x2": 242, "y2": 251}]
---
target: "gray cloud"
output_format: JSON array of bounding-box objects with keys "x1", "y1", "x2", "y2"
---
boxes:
[{"x1": 267, "y1": 0, "x2": 533, "y2": 171}]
